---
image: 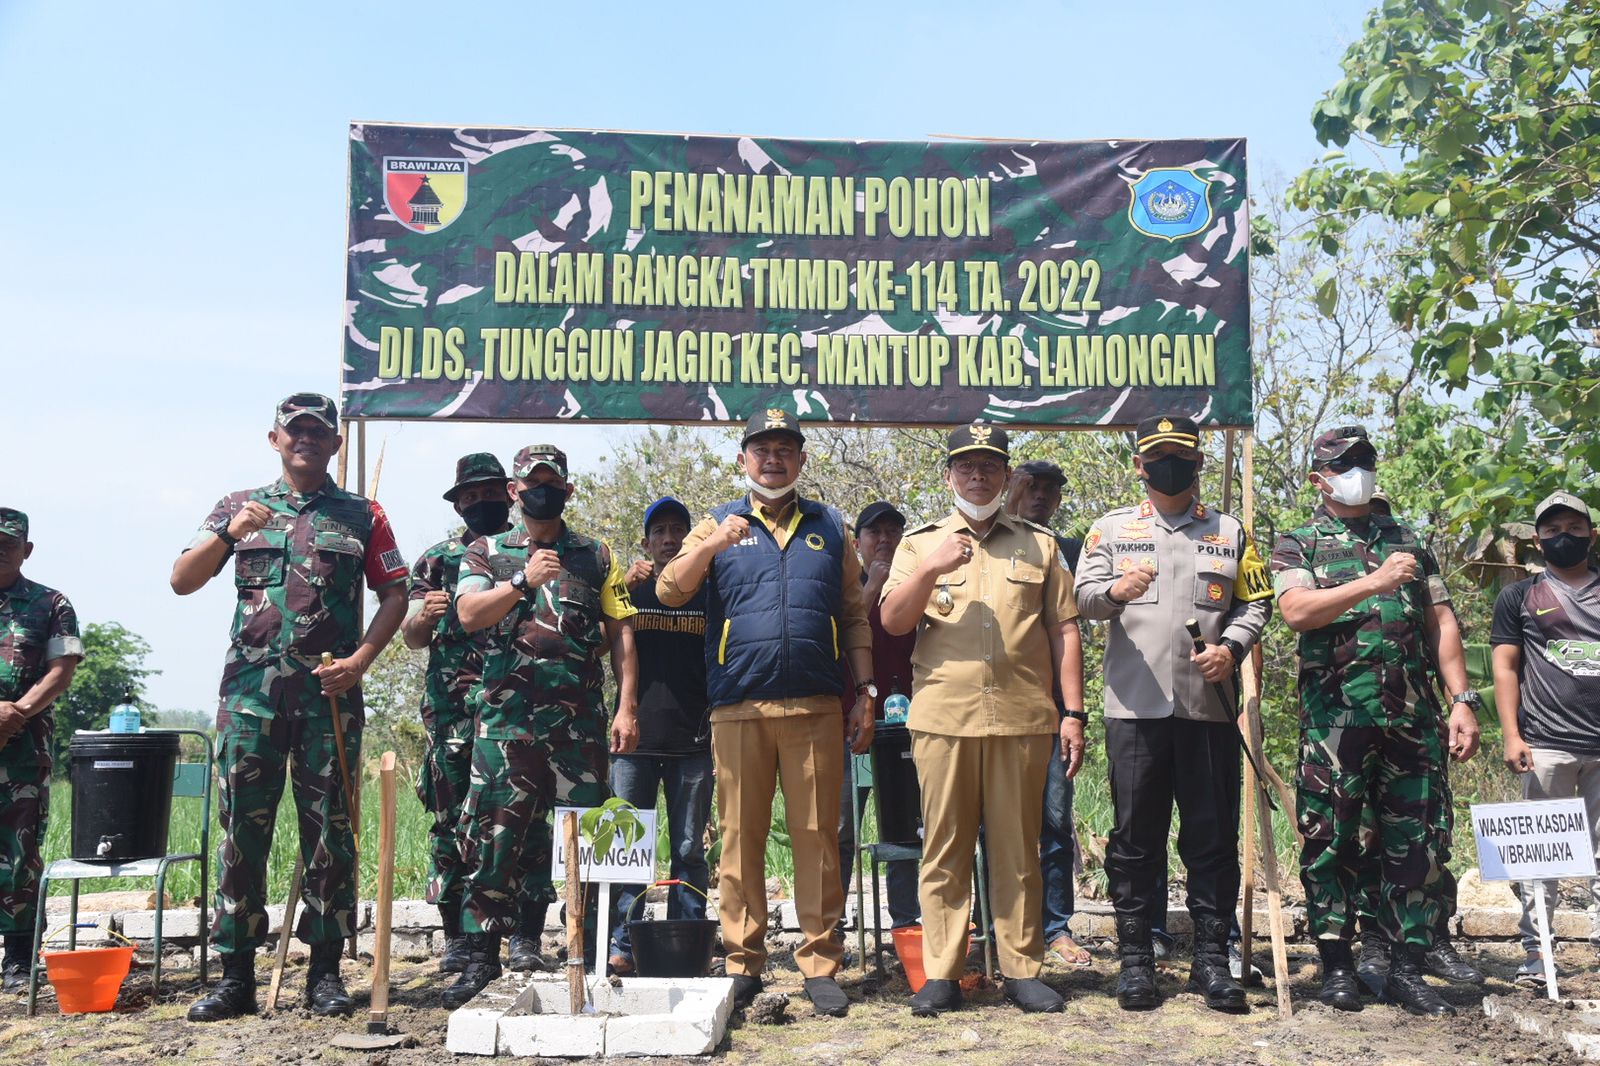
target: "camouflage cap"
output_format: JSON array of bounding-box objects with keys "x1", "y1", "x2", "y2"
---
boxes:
[
  {"x1": 1534, "y1": 490, "x2": 1595, "y2": 527},
  {"x1": 1015, "y1": 459, "x2": 1067, "y2": 485},
  {"x1": 1311, "y1": 425, "x2": 1376, "y2": 468},
  {"x1": 741, "y1": 406, "x2": 805, "y2": 448},
  {"x1": 1134, "y1": 415, "x2": 1200, "y2": 453},
  {"x1": 0, "y1": 508, "x2": 27, "y2": 541},
  {"x1": 512, "y1": 444, "x2": 569, "y2": 479},
  {"x1": 948, "y1": 423, "x2": 1009, "y2": 460},
  {"x1": 443, "y1": 452, "x2": 508, "y2": 502},
  {"x1": 275, "y1": 392, "x2": 339, "y2": 429}
]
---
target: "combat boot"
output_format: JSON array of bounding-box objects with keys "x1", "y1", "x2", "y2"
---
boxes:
[
  {"x1": 1, "y1": 935, "x2": 31, "y2": 993},
  {"x1": 1355, "y1": 937, "x2": 1389, "y2": 997},
  {"x1": 1114, "y1": 914, "x2": 1159, "y2": 1011},
  {"x1": 442, "y1": 933, "x2": 503, "y2": 1009},
  {"x1": 1423, "y1": 937, "x2": 1484, "y2": 985},
  {"x1": 439, "y1": 905, "x2": 470, "y2": 974},
  {"x1": 1187, "y1": 916, "x2": 1246, "y2": 1012},
  {"x1": 507, "y1": 900, "x2": 550, "y2": 972},
  {"x1": 1383, "y1": 944, "x2": 1454, "y2": 1017},
  {"x1": 305, "y1": 941, "x2": 354, "y2": 1017},
  {"x1": 1317, "y1": 939, "x2": 1362, "y2": 1012},
  {"x1": 186, "y1": 952, "x2": 257, "y2": 1022}
]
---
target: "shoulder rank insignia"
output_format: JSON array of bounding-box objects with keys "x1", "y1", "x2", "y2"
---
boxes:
[{"x1": 1138, "y1": 500, "x2": 1155, "y2": 519}]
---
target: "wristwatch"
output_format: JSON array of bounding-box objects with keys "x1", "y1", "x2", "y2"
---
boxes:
[
  {"x1": 509, "y1": 570, "x2": 535, "y2": 600},
  {"x1": 216, "y1": 528, "x2": 239, "y2": 550},
  {"x1": 1450, "y1": 690, "x2": 1483, "y2": 711},
  {"x1": 1062, "y1": 710, "x2": 1089, "y2": 724},
  {"x1": 1220, "y1": 638, "x2": 1245, "y2": 664},
  {"x1": 856, "y1": 680, "x2": 878, "y2": 699}
]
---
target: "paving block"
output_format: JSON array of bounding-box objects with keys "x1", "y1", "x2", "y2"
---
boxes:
[
  {"x1": 359, "y1": 929, "x2": 434, "y2": 959},
  {"x1": 120, "y1": 907, "x2": 201, "y2": 939},
  {"x1": 447, "y1": 1006, "x2": 505, "y2": 1056},
  {"x1": 390, "y1": 899, "x2": 442, "y2": 930}
]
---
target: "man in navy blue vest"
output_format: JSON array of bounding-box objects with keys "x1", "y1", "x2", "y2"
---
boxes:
[{"x1": 658, "y1": 407, "x2": 875, "y2": 1018}]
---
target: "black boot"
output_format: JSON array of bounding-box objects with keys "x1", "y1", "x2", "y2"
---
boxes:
[
  {"x1": 439, "y1": 904, "x2": 470, "y2": 974},
  {"x1": 1383, "y1": 943, "x2": 1455, "y2": 1017},
  {"x1": 187, "y1": 952, "x2": 258, "y2": 1022},
  {"x1": 1187, "y1": 916, "x2": 1246, "y2": 1012},
  {"x1": 1, "y1": 935, "x2": 31, "y2": 993},
  {"x1": 305, "y1": 942, "x2": 354, "y2": 1017},
  {"x1": 1423, "y1": 937, "x2": 1484, "y2": 985},
  {"x1": 1355, "y1": 937, "x2": 1390, "y2": 997},
  {"x1": 443, "y1": 933, "x2": 503, "y2": 1009},
  {"x1": 1115, "y1": 914, "x2": 1160, "y2": 1011},
  {"x1": 507, "y1": 900, "x2": 550, "y2": 972},
  {"x1": 909, "y1": 978, "x2": 963, "y2": 1017},
  {"x1": 1317, "y1": 939, "x2": 1362, "y2": 1012}
]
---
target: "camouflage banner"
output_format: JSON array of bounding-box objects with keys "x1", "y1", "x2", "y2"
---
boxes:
[{"x1": 344, "y1": 124, "x2": 1252, "y2": 428}]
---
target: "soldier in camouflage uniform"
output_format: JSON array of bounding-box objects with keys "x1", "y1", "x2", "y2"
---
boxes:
[
  {"x1": 402, "y1": 453, "x2": 557, "y2": 976},
  {"x1": 445, "y1": 444, "x2": 639, "y2": 1007},
  {"x1": 172, "y1": 394, "x2": 410, "y2": 1022},
  {"x1": 0, "y1": 509, "x2": 83, "y2": 992},
  {"x1": 1271, "y1": 426, "x2": 1482, "y2": 1018}
]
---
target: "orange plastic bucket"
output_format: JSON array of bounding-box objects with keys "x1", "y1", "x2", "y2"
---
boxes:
[
  {"x1": 42, "y1": 945, "x2": 134, "y2": 1013},
  {"x1": 892, "y1": 924, "x2": 972, "y2": 993}
]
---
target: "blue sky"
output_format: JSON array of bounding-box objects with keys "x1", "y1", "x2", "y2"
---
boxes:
[{"x1": 0, "y1": 0, "x2": 1379, "y2": 714}]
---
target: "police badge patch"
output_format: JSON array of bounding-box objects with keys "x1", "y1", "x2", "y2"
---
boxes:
[{"x1": 1128, "y1": 168, "x2": 1213, "y2": 242}]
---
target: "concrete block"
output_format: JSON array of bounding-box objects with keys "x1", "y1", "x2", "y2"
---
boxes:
[
  {"x1": 447, "y1": 1007, "x2": 504, "y2": 1056},
  {"x1": 776, "y1": 901, "x2": 799, "y2": 931},
  {"x1": 359, "y1": 929, "x2": 434, "y2": 959},
  {"x1": 390, "y1": 899, "x2": 442, "y2": 930},
  {"x1": 1462, "y1": 907, "x2": 1523, "y2": 938},
  {"x1": 1553, "y1": 909, "x2": 1596, "y2": 939},
  {"x1": 498, "y1": 1013, "x2": 608, "y2": 1058},
  {"x1": 120, "y1": 907, "x2": 201, "y2": 939}
]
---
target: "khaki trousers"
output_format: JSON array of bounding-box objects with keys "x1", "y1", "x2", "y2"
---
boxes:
[
  {"x1": 914, "y1": 731, "x2": 1051, "y2": 980},
  {"x1": 712, "y1": 713, "x2": 845, "y2": 978}
]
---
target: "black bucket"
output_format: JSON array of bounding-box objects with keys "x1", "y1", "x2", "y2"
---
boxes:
[
  {"x1": 69, "y1": 732, "x2": 180, "y2": 862},
  {"x1": 628, "y1": 918, "x2": 720, "y2": 978},
  {"x1": 871, "y1": 721, "x2": 922, "y2": 846}
]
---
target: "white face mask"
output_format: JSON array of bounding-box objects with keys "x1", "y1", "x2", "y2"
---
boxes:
[
  {"x1": 746, "y1": 473, "x2": 799, "y2": 502},
  {"x1": 952, "y1": 489, "x2": 1004, "y2": 522},
  {"x1": 1320, "y1": 467, "x2": 1376, "y2": 507}
]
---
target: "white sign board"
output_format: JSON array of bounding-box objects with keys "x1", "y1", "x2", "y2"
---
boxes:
[
  {"x1": 549, "y1": 806, "x2": 658, "y2": 885},
  {"x1": 1472, "y1": 798, "x2": 1597, "y2": 882}
]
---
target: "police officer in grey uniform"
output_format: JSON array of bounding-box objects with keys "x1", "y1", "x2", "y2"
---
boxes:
[{"x1": 1075, "y1": 415, "x2": 1273, "y2": 1012}]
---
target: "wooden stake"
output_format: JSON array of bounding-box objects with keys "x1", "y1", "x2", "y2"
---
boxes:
[
  {"x1": 564, "y1": 812, "x2": 585, "y2": 1015},
  {"x1": 367, "y1": 752, "x2": 398, "y2": 1033},
  {"x1": 267, "y1": 855, "x2": 303, "y2": 1010}
]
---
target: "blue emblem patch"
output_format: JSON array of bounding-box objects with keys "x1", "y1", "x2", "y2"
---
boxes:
[{"x1": 1127, "y1": 168, "x2": 1214, "y2": 242}]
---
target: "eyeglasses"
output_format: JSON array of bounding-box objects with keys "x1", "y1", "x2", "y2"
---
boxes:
[
  {"x1": 1322, "y1": 456, "x2": 1376, "y2": 474},
  {"x1": 952, "y1": 459, "x2": 1005, "y2": 477}
]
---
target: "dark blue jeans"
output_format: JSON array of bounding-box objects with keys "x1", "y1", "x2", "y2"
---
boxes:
[
  {"x1": 608, "y1": 750, "x2": 715, "y2": 960},
  {"x1": 1040, "y1": 731, "x2": 1078, "y2": 944},
  {"x1": 838, "y1": 745, "x2": 921, "y2": 928}
]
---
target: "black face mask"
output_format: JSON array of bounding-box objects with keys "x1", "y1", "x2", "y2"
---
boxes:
[
  {"x1": 1141, "y1": 455, "x2": 1199, "y2": 497},
  {"x1": 460, "y1": 500, "x2": 511, "y2": 537},
  {"x1": 518, "y1": 484, "x2": 568, "y2": 521},
  {"x1": 1540, "y1": 532, "x2": 1592, "y2": 570}
]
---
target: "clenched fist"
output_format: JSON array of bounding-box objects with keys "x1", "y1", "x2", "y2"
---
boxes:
[
  {"x1": 1370, "y1": 551, "x2": 1419, "y2": 594},
  {"x1": 625, "y1": 559, "x2": 655, "y2": 590},
  {"x1": 524, "y1": 548, "x2": 562, "y2": 587},
  {"x1": 226, "y1": 501, "x2": 273, "y2": 540},
  {"x1": 417, "y1": 589, "x2": 449, "y2": 626},
  {"x1": 924, "y1": 532, "x2": 974, "y2": 576},
  {"x1": 1110, "y1": 562, "x2": 1157, "y2": 603},
  {"x1": 710, "y1": 514, "x2": 750, "y2": 554}
]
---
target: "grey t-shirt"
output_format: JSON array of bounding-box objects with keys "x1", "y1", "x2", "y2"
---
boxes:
[{"x1": 1491, "y1": 568, "x2": 1600, "y2": 755}]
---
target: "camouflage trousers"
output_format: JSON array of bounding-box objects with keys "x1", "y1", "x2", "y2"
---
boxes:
[
  {"x1": 1356, "y1": 734, "x2": 1456, "y2": 941},
  {"x1": 0, "y1": 743, "x2": 49, "y2": 936},
  {"x1": 1297, "y1": 719, "x2": 1446, "y2": 948},
  {"x1": 458, "y1": 731, "x2": 607, "y2": 935},
  {"x1": 211, "y1": 710, "x2": 361, "y2": 953},
  {"x1": 419, "y1": 717, "x2": 554, "y2": 915}
]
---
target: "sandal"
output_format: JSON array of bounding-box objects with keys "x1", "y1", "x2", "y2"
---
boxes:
[{"x1": 1049, "y1": 935, "x2": 1093, "y2": 968}]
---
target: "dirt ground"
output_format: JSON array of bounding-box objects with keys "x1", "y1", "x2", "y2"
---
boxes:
[{"x1": 1, "y1": 938, "x2": 1594, "y2": 1066}]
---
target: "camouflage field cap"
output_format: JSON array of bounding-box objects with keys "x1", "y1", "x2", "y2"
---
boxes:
[
  {"x1": 512, "y1": 444, "x2": 568, "y2": 479},
  {"x1": 1135, "y1": 415, "x2": 1200, "y2": 453},
  {"x1": 1311, "y1": 425, "x2": 1376, "y2": 468},
  {"x1": 0, "y1": 508, "x2": 27, "y2": 541},
  {"x1": 275, "y1": 392, "x2": 339, "y2": 429},
  {"x1": 741, "y1": 406, "x2": 805, "y2": 448},
  {"x1": 947, "y1": 423, "x2": 1009, "y2": 460},
  {"x1": 1534, "y1": 490, "x2": 1595, "y2": 527},
  {"x1": 1015, "y1": 459, "x2": 1067, "y2": 485},
  {"x1": 443, "y1": 452, "x2": 508, "y2": 502}
]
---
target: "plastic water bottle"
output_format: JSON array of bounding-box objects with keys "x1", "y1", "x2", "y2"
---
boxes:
[
  {"x1": 109, "y1": 691, "x2": 140, "y2": 734},
  {"x1": 882, "y1": 690, "x2": 910, "y2": 725}
]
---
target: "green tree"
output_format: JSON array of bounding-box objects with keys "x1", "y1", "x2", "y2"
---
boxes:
[
  {"x1": 52, "y1": 621, "x2": 157, "y2": 765},
  {"x1": 1290, "y1": 0, "x2": 1600, "y2": 538}
]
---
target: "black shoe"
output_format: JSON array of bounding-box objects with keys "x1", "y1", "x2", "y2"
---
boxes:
[
  {"x1": 803, "y1": 975, "x2": 850, "y2": 1017},
  {"x1": 909, "y1": 978, "x2": 963, "y2": 1017},
  {"x1": 187, "y1": 954, "x2": 258, "y2": 1022},
  {"x1": 1355, "y1": 938, "x2": 1389, "y2": 997},
  {"x1": 443, "y1": 934, "x2": 504, "y2": 1010},
  {"x1": 1003, "y1": 977, "x2": 1064, "y2": 1013},
  {"x1": 506, "y1": 934, "x2": 551, "y2": 972},
  {"x1": 1424, "y1": 939, "x2": 1484, "y2": 985},
  {"x1": 305, "y1": 942, "x2": 353, "y2": 1017},
  {"x1": 1187, "y1": 916, "x2": 1246, "y2": 1012},
  {"x1": 1317, "y1": 940, "x2": 1363, "y2": 1012},
  {"x1": 1383, "y1": 945, "x2": 1454, "y2": 1017},
  {"x1": 439, "y1": 905, "x2": 469, "y2": 974},
  {"x1": 1115, "y1": 914, "x2": 1160, "y2": 1011},
  {"x1": 730, "y1": 973, "x2": 763, "y2": 1009},
  {"x1": 1, "y1": 936, "x2": 29, "y2": 993}
]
